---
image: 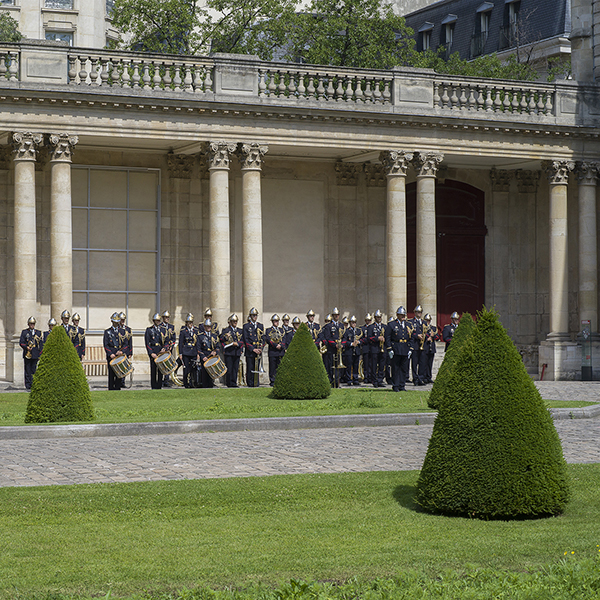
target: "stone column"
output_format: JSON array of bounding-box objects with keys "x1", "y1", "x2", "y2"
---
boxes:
[
  {"x1": 380, "y1": 150, "x2": 412, "y2": 315},
  {"x1": 48, "y1": 133, "x2": 78, "y2": 318},
  {"x1": 237, "y1": 142, "x2": 268, "y2": 320},
  {"x1": 413, "y1": 152, "x2": 443, "y2": 319},
  {"x1": 206, "y1": 141, "x2": 235, "y2": 328},
  {"x1": 576, "y1": 162, "x2": 599, "y2": 334},
  {"x1": 570, "y1": 0, "x2": 594, "y2": 81}
]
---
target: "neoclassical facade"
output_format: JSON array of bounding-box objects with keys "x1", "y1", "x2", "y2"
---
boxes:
[{"x1": 1, "y1": 34, "x2": 600, "y2": 381}]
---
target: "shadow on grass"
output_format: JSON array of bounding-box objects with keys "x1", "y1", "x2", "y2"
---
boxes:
[{"x1": 392, "y1": 484, "x2": 420, "y2": 512}]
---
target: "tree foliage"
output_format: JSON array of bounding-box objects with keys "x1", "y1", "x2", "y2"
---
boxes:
[
  {"x1": 271, "y1": 323, "x2": 331, "y2": 399},
  {"x1": 25, "y1": 326, "x2": 94, "y2": 423},
  {"x1": 0, "y1": 12, "x2": 22, "y2": 43},
  {"x1": 416, "y1": 308, "x2": 569, "y2": 519}
]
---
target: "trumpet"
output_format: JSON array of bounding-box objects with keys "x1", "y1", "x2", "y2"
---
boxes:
[
  {"x1": 25, "y1": 333, "x2": 41, "y2": 359},
  {"x1": 419, "y1": 324, "x2": 428, "y2": 351}
]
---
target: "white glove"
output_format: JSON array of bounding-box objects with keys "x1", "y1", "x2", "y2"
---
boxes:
[
  {"x1": 408, "y1": 351, "x2": 412, "y2": 359},
  {"x1": 388, "y1": 350, "x2": 394, "y2": 359}
]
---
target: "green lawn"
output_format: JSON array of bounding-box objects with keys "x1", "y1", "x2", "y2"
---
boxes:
[
  {"x1": 0, "y1": 465, "x2": 599, "y2": 598},
  {"x1": 0, "y1": 388, "x2": 595, "y2": 426}
]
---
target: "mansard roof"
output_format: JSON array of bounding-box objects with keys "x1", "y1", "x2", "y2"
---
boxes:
[{"x1": 403, "y1": 0, "x2": 571, "y2": 60}]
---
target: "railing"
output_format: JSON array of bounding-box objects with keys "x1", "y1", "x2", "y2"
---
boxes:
[{"x1": 0, "y1": 43, "x2": 567, "y2": 120}]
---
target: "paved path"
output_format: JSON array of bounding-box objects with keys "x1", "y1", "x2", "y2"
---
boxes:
[{"x1": 0, "y1": 417, "x2": 598, "y2": 488}]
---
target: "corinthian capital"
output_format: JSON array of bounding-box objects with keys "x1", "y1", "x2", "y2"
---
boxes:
[
  {"x1": 576, "y1": 161, "x2": 600, "y2": 185},
  {"x1": 543, "y1": 160, "x2": 575, "y2": 185},
  {"x1": 379, "y1": 150, "x2": 413, "y2": 176},
  {"x1": 236, "y1": 142, "x2": 268, "y2": 170},
  {"x1": 413, "y1": 152, "x2": 444, "y2": 177},
  {"x1": 48, "y1": 133, "x2": 79, "y2": 162},
  {"x1": 490, "y1": 168, "x2": 512, "y2": 192},
  {"x1": 12, "y1": 132, "x2": 43, "y2": 161},
  {"x1": 205, "y1": 141, "x2": 237, "y2": 170}
]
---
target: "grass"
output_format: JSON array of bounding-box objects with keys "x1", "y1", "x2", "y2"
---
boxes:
[
  {"x1": 0, "y1": 388, "x2": 595, "y2": 426},
  {"x1": 0, "y1": 464, "x2": 599, "y2": 598}
]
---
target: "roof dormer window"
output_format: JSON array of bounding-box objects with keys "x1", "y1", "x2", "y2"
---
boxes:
[{"x1": 418, "y1": 22, "x2": 434, "y2": 51}]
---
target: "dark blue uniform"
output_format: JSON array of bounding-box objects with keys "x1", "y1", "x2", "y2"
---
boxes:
[
  {"x1": 145, "y1": 324, "x2": 166, "y2": 389},
  {"x1": 385, "y1": 319, "x2": 413, "y2": 392},
  {"x1": 442, "y1": 322, "x2": 457, "y2": 351},
  {"x1": 409, "y1": 317, "x2": 425, "y2": 385},
  {"x1": 103, "y1": 325, "x2": 127, "y2": 390},
  {"x1": 179, "y1": 325, "x2": 199, "y2": 388},
  {"x1": 242, "y1": 320, "x2": 265, "y2": 387},
  {"x1": 366, "y1": 321, "x2": 386, "y2": 387},
  {"x1": 73, "y1": 326, "x2": 86, "y2": 360},
  {"x1": 266, "y1": 326, "x2": 286, "y2": 386},
  {"x1": 220, "y1": 326, "x2": 244, "y2": 387},
  {"x1": 422, "y1": 323, "x2": 438, "y2": 384},
  {"x1": 321, "y1": 320, "x2": 346, "y2": 386},
  {"x1": 342, "y1": 325, "x2": 362, "y2": 385},
  {"x1": 198, "y1": 330, "x2": 219, "y2": 388},
  {"x1": 19, "y1": 327, "x2": 42, "y2": 390}
]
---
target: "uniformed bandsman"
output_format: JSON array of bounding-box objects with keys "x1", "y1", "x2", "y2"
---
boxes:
[
  {"x1": 366, "y1": 310, "x2": 386, "y2": 388},
  {"x1": 282, "y1": 314, "x2": 292, "y2": 336},
  {"x1": 198, "y1": 319, "x2": 219, "y2": 388},
  {"x1": 242, "y1": 307, "x2": 265, "y2": 387},
  {"x1": 422, "y1": 313, "x2": 438, "y2": 384},
  {"x1": 306, "y1": 310, "x2": 321, "y2": 346},
  {"x1": 321, "y1": 308, "x2": 346, "y2": 386},
  {"x1": 266, "y1": 314, "x2": 286, "y2": 386},
  {"x1": 385, "y1": 306, "x2": 413, "y2": 392},
  {"x1": 361, "y1": 313, "x2": 372, "y2": 384},
  {"x1": 145, "y1": 313, "x2": 166, "y2": 389},
  {"x1": 71, "y1": 313, "x2": 85, "y2": 360},
  {"x1": 60, "y1": 310, "x2": 78, "y2": 350},
  {"x1": 220, "y1": 314, "x2": 243, "y2": 388},
  {"x1": 442, "y1": 311, "x2": 460, "y2": 351},
  {"x1": 160, "y1": 310, "x2": 177, "y2": 387},
  {"x1": 178, "y1": 313, "x2": 199, "y2": 388},
  {"x1": 119, "y1": 312, "x2": 133, "y2": 361},
  {"x1": 409, "y1": 305, "x2": 426, "y2": 386},
  {"x1": 342, "y1": 316, "x2": 361, "y2": 385},
  {"x1": 42, "y1": 318, "x2": 57, "y2": 350},
  {"x1": 19, "y1": 317, "x2": 42, "y2": 390},
  {"x1": 284, "y1": 316, "x2": 300, "y2": 347},
  {"x1": 104, "y1": 313, "x2": 125, "y2": 391}
]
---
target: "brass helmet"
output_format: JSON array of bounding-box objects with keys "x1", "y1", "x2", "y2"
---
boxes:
[
  {"x1": 249, "y1": 307, "x2": 259, "y2": 316},
  {"x1": 342, "y1": 316, "x2": 348, "y2": 325},
  {"x1": 424, "y1": 313, "x2": 432, "y2": 322},
  {"x1": 350, "y1": 315, "x2": 357, "y2": 323},
  {"x1": 332, "y1": 307, "x2": 340, "y2": 316},
  {"x1": 204, "y1": 319, "x2": 212, "y2": 328},
  {"x1": 203, "y1": 308, "x2": 212, "y2": 318},
  {"x1": 396, "y1": 306, "x2": 407, "y2": 316},
  {"x1": 185, "y1": 313, "x2": 194, "y2": 322},
  {"x1": 161, "y1": 310, "x2": 170, "y2": 318},
  {"x1": 119, "y1": 311, "x2": 127, "y2": 321},
  {"x1": 365, "y1": 313, "x2": 372, "y2": 321},
  {"x1": 414, "y1": 305, "x2": 423, "y2": 313},
  {"x1": 292, "y1": 316, "x2": 301, "y2": 325},
  {"x1": 282, "y1": 313, "x2": 290, "y2": 321},
  {"x1": 152, "y1": 313, "x2": 161, "y2": 322},
  {"x1": 229, "y1": 313, "x2": 238, "y2": 323},
  {"x1": 374, "y1": 309, "x2": 383, "y2": 318},
  {"x1": 271, "y1": 314, "x2": 280, "y2": 322},
  {"x1": 325, "y1": 314, "x2": 332, "y2": 323},
  {"x1": 48, "y1": 318, "x2": 57, "y2": 327},
  {"x1": 111, "y1": 312, "x2": 120, "y2": 323},
  {"x1": 61, "y1": 309, "x2": 71, "y2": 319},
  {"x1": 306, "y1": 309, "x2": 315, "y2": 317},
  {"x1": 27, "y1": 316, "x2": 36, "y2": 325},
  {"x1": 451, "y1": 311, "x2": 460, "y2": 319},
  {"x1": 72, "y1": 313, "x2": 81, "y2": 322}
]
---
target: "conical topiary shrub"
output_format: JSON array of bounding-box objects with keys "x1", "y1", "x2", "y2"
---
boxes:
[
  {"x1": 271, "y1": 322, "x2": 331, "y2": 399},
  {"x1": 26, "y1": 325, "x2": 94, "y2": 423},
  {"x1": 428, "y1": 313, "x2": 476, "y2": 409},
  {"x1": 416, "y1": 308, "x2": 569, "y2": 519}
]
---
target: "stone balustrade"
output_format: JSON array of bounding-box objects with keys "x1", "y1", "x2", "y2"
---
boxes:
[{"x1": 0, "y1": 42, "x2": 589, "y2": 124}]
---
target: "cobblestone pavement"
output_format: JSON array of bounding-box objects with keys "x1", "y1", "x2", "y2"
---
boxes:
[{"x1": 0, "y1": 416, "x2": 598, "y2": 488}]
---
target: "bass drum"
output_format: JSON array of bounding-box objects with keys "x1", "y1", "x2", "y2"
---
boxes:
[
  {"x1": 155, "y1": 351, "x2": 184, "y2": 386},
  {"x1": 110, "y1": 355, "x2": 134, "y2": 378},
  {"x1": 204, "y1": 356, "x2": 227, "y2": 380}
]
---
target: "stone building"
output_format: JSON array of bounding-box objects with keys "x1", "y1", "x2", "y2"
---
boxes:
[{"x1": 1, "y1": 0, "x2": 600, "y2": 383}]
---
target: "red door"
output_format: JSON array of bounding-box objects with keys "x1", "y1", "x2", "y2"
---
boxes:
[{"x1": 407, "y1": 180, "x2": 486, "y2": 327}]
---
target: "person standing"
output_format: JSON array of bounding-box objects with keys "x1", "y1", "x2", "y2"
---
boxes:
[
  {"x1": 220, "y1": 314, "x2": 243, "y2": 388},
  {"x1": 361, "y1": 313, "x2": 372, "y2": 384},
  {"x1": 409, "y1": 305, "x2": 425, "y2": 386},
  {"x1": 366, "y1": 310, "x2": 386, "y2": 388},
  {"x1": 41, "y1": 318, "x2": 57, "y2": 350},
  {"x1": 342, "y1": 316, "x2": 361, "y2": 385},
  {"x1": 442, "y1": 311, "x2": 460, "y2": 350},
  {"x1": 198, "y1": 318, "x2": 218, "y2": 388},
  {"x1": 242, "y1": 307, "x2": 265, "y2": 387},
  {"x1": 145, "y1": 313, "x2": 166, "y2": 390},
  {"x1": 160, "y1": 310, "x2": 176, "y2": 387},
  {"x1": 321, "y1": 308, "x2": 345, "y2": 386},
  {"x1": 71, "y1": 313, "x2": 86, "y2": 361},
  {"x1": 385, "y1": 306, "x2": 413, "y2": 392},
  {"x1": 104, "y1": 313, "x2": 125, "y2": 390},
  {"x1": 19, "y1": 317, "x2": 42, "y2": 390},
  {"x1": 266, "y1": 314, "x2": 286, "y2": 386},
  {"x1": 178, "y1": 313, "x2": 199, "y2": 388},
  {"x1": 422, "y1": 313, "x2": 438, "y2": 384},
  {"x1": 306, "y1": 309, "x2": 321, "y2": 346}
]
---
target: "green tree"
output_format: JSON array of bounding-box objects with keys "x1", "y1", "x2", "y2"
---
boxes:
[
  {"x1": 26, "y1": 326, "x2": 94, "y2": 423},
  {"x1": 416, "y1": 308, "x2": 569, "y2": 519},
  {"x1": 0, "y1": 12, "x2": 22, "y2": 43},
  {"x1": 428, "y1": 312, "x2": 475, "y2": 409},
  {"x1": 271, "y1": 323, "x2": 331, "y2": 399}
]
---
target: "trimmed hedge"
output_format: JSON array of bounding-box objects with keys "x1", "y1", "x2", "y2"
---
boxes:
[
  {"x1": 25, "y1": 325, "x2": 94, "y2": 423},
  {"x1": 416, "y1": 308, "x2": 569, "y2": 519},
  {"x1": 428, "y1": 312, "x2": 475, "y2": 409},
  {"x1": 271, "y1": 323, "x2": 331, "y2": 399}
]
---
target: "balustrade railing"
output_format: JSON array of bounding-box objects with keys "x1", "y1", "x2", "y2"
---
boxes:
[{"x1": 0, "y1": 48, "x2": 19, "y2": 81}]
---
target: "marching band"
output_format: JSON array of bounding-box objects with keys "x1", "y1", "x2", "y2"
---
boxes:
[{"x1": 19, "y1": 305, "x2": 461, "y2": 391}]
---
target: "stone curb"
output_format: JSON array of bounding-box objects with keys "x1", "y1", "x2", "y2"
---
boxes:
[{"x1": 0, "y1": 405, "x2": 597, "y2": 441}]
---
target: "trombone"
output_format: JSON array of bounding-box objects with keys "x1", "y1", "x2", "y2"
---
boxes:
[
  {"x1": 333, "y1": 326, "x2": 346, "y2": 388},
  {"x1": 251, "y1": 327, "x2": 265, "y2": 386}
]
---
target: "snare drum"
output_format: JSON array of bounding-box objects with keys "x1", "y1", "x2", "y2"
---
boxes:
[
  {"x1": 109, "y1": 355, "x2": 134, "y2": 378},
  {"x1": 155, "y1": 352, "x2": 177, "y2": 376},
  {"x1": 204, "y1": 356, "x2": 227, "y2": 380}
]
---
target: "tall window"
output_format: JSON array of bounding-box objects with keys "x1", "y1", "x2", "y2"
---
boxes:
[
  {"x1": 71, "y1": 166, "x2": 161, "y2": 333},
  {"x1": 418, "y1": 23, "x2": 434, "y2": 51}
]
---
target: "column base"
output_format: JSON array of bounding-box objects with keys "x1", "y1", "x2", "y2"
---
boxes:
[
  {"x1": 539, "y1": 339, "x2": 583, "y2": 380},
  {"x1": 9, "y1": 337, "x2": 23, "y2": 386}
]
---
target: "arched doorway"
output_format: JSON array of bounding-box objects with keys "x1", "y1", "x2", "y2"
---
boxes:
[{"x1": 407, "y1": 180, "x2": 487, "y2": 328}]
